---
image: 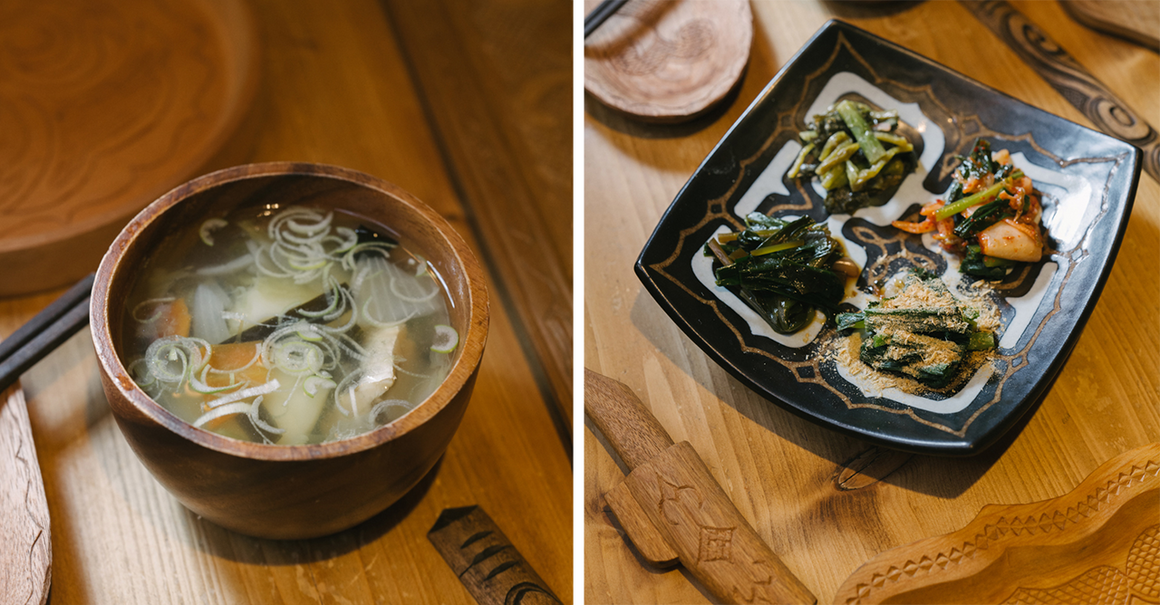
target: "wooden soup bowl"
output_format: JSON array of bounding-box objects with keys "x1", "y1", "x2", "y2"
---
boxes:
[{"x1": 90, "y1": 163, "x2": 489, "y2": 539}]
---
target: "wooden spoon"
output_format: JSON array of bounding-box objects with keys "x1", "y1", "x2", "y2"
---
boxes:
[
  {"x1": 583, "y1": 0, "x2": 753, "y2": 123},
  {"x1": 0, "y1": 385, "x2": 51, "y2": 605}
]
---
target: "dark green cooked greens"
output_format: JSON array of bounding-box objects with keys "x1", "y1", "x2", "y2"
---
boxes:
[
  {"x1": 788, "y1": 99, "x2": 917, "y2": 215},
  {"x1": 836, "y1": 271, "x2": 995, "y2": 389},
  {"x1": 707, "y1": 213, "x2": 850, "y2": 335}
]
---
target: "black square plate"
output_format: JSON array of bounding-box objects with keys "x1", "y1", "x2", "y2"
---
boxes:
[{"x1": 635, "y1": 20, "x2": 1140, "y2": 455}]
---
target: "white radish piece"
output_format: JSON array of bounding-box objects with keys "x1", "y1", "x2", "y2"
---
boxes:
[
  {"x1": 190, "y1": 283, "x2": 232, "y2": 345},
  {"x1": 977, "y1": 219, "x2": 1042, "y2": 263},
  {"x1": 341, "y1": 324, "x2": 402, "y2": 415},
  {"x1": 261, "y1": 368, "x2": 332, "y2": 445},
  {"x1": 231, "y1": 275, "x2": 326, "y2": 332}
]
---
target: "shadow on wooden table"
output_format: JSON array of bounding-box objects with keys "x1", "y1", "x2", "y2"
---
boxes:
[
  {"x1": 821, "y1": 0, "x2": 921, "y2": 20},
  {"x1": 583, "y1": 86, "x2": 746, "y2": 142},
  {"x1": 182, "y1": 457, "x2": 442, "y2": 565}
]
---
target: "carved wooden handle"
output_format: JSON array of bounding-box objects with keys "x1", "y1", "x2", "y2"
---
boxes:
[
  {"x1": 586, "y1": 369, "x2": 816, "y2": 604},
  {"x1": 584, "y1": 368, "x2": 674, "y2": 470},
  {"x1": 0, "y1": 386, "x2": 52, "y2": 605},
  {"x1": 427, "y1": 506, "x2": 561, "y2": 605},
  {"x1": 962, "y1": 0, "x2": 1159, "y2": 181},
  {"x1": 607, "y1": 442, "x2": 817, "y2": 604}
]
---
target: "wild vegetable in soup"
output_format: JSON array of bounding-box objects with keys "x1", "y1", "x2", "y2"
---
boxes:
[{"x1": 121, "y1": 205, "x2": 458, "y2": 445}]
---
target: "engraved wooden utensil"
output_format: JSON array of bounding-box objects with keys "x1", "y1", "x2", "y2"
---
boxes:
[
  {"x1": 961, "y1": 0, "x2": 1160, "y2": 181},
  {"x1": 0, "y1": 386, "x2": 51, "y2": 605},
  {"x1": 834, "y1": 441, "x2": 1160, "y2": 604},
  {"x1": 585, "y1": 368, "x2": 816, "y2": 604},
  {"x1": 0, "y1": 275, "x2": 98, "y2": 605},
  {"x1": 428, "y1": 506, "x2": 562, "y2": 604}
]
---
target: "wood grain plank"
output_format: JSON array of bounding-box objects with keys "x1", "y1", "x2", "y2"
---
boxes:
[{"x1": 382, "y1": 0, "x2": 574, "y2": 432}]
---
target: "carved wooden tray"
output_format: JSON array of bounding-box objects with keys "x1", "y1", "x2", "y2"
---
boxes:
[
  {"x1": 0, "y1": 0, "x2": 257, "y2": 296},
  {"x1": 583, "y1": 0, "x2": 752, "y2": 123},
  {"x1": 834, "y1": 442, "x2": 1160, "y2": 604}
]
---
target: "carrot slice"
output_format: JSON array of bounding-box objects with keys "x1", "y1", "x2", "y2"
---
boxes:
[{"x1": 892, "y1": 218, "x2": 935, "y2": 233}]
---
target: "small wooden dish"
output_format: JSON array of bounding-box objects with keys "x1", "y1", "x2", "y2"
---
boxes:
[
  {"x1": 583, "y1": 0, "x2": 752, "y2": 123},
  {"x1": 0, "y1": 0, "x2": 258, "y2": 297},
  {"x1": 89, "y1": 163, "x2": 489, "y2": 540},
  {"x1": 834, "y1": 442, "x2": 1160, "y2": 604}
]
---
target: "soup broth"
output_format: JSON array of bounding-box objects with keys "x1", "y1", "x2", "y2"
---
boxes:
[{"x1": 121, "y1": 204, "x2": 456, "y2": 445}]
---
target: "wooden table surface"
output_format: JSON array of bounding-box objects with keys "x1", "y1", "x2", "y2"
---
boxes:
[
  {"x1": 0, "y1": 0, "x2": 572, "y2": 603},
  {"x1": 584, "y1": 1, "x2": 1159, "y2": 604}
]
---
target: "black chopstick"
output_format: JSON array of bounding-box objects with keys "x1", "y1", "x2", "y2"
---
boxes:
[
  {"x1": 584, "y1": 0, "x2": 629, "y2": 38},
  {"x1": 0, "y1": 273, "x2": 95, "y2": 393}
]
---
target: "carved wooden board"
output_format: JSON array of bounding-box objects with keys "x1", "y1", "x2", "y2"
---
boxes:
[
  {"x1": 0, "y1": 386, "x2": 51, "y2": 605},
  {"x1": 0, "y1": 0, "x2": 257, "y2": 296},
  {"x1": 834, "y1": 442, "x2": 1160, "y2": 604},
  {"x1": 583, "y1": 0, "x2": 752, "y2": 122}
]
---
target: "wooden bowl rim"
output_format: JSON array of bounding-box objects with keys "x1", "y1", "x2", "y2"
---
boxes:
[{"x1": 90, "y1": 162, "x2": 489, "y2": 461}]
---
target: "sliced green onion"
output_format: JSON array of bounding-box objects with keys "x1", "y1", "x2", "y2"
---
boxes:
[
  {"x1": 131, "y1": 298, "x2": 176, "y2": 323},
  {"x1": 189, "y1": 365, "x2": 243, "y2": 395},
  {"x1": 199, "y1": 218, "x2": 228, "y2": 246},
  {"x1": 431, "y1": 325, "x2": 459, "y2": 353},
  {"x1": 371, "y1": 399, "x2": 414, "y2": 424},
  {"x1": 249, "y1": 396, "x2": 285, "y2": 435},
  {"x1": 303, "y1": 375, "x2": 337, "y2": 397},
  {"x1": 205, "y1": 379, "x2": 281, "y2": 410},
  {"x1": 193, "y1": 402, "x2": 251, "y2": 428}
]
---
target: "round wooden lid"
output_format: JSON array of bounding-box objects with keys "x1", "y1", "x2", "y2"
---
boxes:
[
  {"x1": 0, "y1": 0, "x2": 258, "y2": 297},
  {"x1": 584, "y1": 0, "x2": 753, "y2": 123}
]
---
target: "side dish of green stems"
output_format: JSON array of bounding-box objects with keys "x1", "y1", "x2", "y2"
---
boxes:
[{"x1": 787, "y1": 99, "x2": 917, "y2": 215}]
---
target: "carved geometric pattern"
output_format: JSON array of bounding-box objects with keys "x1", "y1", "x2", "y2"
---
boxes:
[
  {"x1": 697, "y1": 526, "x2": 735, "y2": 563},
  {"x1": 1125, "y1": 525, "x2": 1160, "y2": 600},
  {"x1": 844, "y1": 458, "x2": 1160, "y2": 604},
  {"x1": 1001, "y1": 566, "x2": 1129, "y2": 604}
]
